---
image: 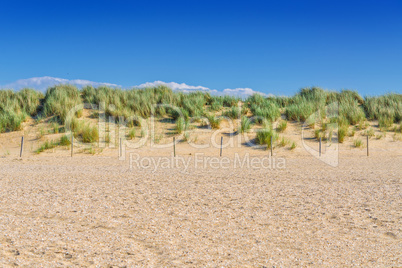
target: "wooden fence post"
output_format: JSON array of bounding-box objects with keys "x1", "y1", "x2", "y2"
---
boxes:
[
  {"x1": 319, "y1": 137, "x2": 322, "y2": 157},
  {"x1": 220, "y1": 136, "x2": 223, "y2": 157},
  {"x1": 20, "y1": 136, "x2": 24, "y2": 158},
  {"x1": 367, "y1": 135, "x2": 369, "y2": 156},
  {"x1": 173, "y1": 137, "x2": 176, "y2": 157},
  {"x1": 119, "y1": 137, "x2": 122, "y2": 158},
  {"x1": 71, "y1": 135, "x2": 73, "y2": 157},
  {"x1": 270, "y1": 136, "x2": 273, "y2": 157}
]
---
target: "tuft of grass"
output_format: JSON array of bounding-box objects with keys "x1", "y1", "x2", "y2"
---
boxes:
[
  {"x1": 240, "y1": 116, "x2": 252, "y2": 133},
  {"x1": 176, "y1": 117, "x2": 185, "y2": 134},
  {"x1": 290, "y1": 141, "x2": 297, "y2": 150},
  {"x1": 365, "y1": 128, "x2": 375, "y2": 138},
  {"x1": 278, "y1": 136, "x2": 289, "y2": 147},
  {"x1": 153, "y1": 134, "x2": 163, "y2": 144},
  {"x1": 128, "y1": 128, "x2": 136, "y2": 140},
  {"x1": 73, "y1": 123, "x2": 99, "y2": 143},
  {"x1": 314, "y1": 129, "x2": 322, "y2": 140},
  {"x1": 353, "y1": 138, "x2": 363, "y2": 148},
  {"x1": 105, "y1": 133, "x2": 111, "y2": 144},
  {"x1": 348, "y1": 128, "x2": 356, "y2": 137},
  {"x1": 357, "y1": 120, "x2": 370, "y2": 130},
  {"x1": 223, "y1": 106, "x2": 242, "y2": 119},
  {"x1": 183, "y1": 132, "x2": 190, "y2": 142},
  {"x1": 256, "y1": 127, "x2": 278, "y2": 149},
  {"x1": 393, "y1": 133, "x2": 402, "y2": 141},
  {"x1": 52, "y1": 122, "x2": 60, "y2": 134},
  {"x1": 277, "y1": 120, "x2": 287, "y2": 132},
  {"x1": 59, "y1": 135, "x2": 71, "y2": 146},
  {"x1": 35, "y1": 140, "x2": 58, "y2": 154},
  {"x1": 206, "y1": 114, "x2": 222, "y2": 129},
  {"x1": 395, "y1": 124, "x2": 402, "y2": 133},
  {"x1": 88, "y1": 146, "x2": 96, "y2": 155},
  {"x1": 338, "y1": 126, "x2": 348, "y2": 143}
]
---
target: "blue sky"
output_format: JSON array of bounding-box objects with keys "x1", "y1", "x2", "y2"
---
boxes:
[{"x1": 0, "y1": 0, "x2": 401, "y2": 96}]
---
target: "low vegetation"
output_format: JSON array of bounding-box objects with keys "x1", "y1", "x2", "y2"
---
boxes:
[
  {"x1": 277, "y1": 120, "x2": 287, "y2": 132},
  {"x1": 354, "y1": 138, "x2": 364, "y2": 148},
  {"x1": 256, "y1": 127, "x2": 278, "y2": 149},
  {"x1": 240, "y1": 116, "x2": 252, "y2": 133},
  {"x1": 1, "y1": 86, "x2": 401, "y2": 157}
]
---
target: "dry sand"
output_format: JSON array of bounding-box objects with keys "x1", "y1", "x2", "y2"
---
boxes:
[
  {"x1": 0, "y1": 119, "x2": 401, "y2": 266},
  {"x1": 0, "y1": 151, "x2": 401, "y2": 267}
]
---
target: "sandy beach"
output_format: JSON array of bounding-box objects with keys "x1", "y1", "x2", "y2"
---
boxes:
[{"x1": 0, "y1": 139, "x2": 400, "y2": 267}]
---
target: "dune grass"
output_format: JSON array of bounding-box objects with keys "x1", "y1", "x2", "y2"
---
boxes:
[
  {"x1": 364, "y1": 94, "x2": 402, "y2": 124},
  {"x1": 277, "y1": 120, "x2": 287, "y2": 132},
  {"x1": 256, "y1": 126, "x2": 278, "y2": 149},
  {"x1": 240, "y1": 116, "x2": 252, "y2": 133},
  {"x1": 175, "y1": 117, "x2": 185, "y2": 134},
  {"x1": 206, "y1": 114, "x2": 222, "y2": 129},
  {"x1": 246, "y1": 94, "x2": 281, "y2": 123},
  {"x1": 42, "y1": 85, "x2": 82, "y2": 124},
  {"x1": 0, "y1": 89, "x2": 44, "y2": 132},
  {"x1": 354, "y1": 138, "x2": 364, "y2": 148},
  {"x1": 1, "y1": 85, "x2": 401, "y2": 148}
]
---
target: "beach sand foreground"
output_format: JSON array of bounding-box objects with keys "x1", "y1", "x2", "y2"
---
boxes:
[{"x1": 0, "y1": 149, "x2": 400, "y2": 267}]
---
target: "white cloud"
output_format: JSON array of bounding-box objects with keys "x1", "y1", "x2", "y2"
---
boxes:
[
  {"x1": 222, "y1": 87, "x2": 271, "y2": 98},
  {"x1": 135, "y1": 80, "x2": 210, "y2": 91},
  {"x1": 0, "y1": 76, "x2": 120, "y2": 92},
  {"x1": 135, "y1": 81, "x2": 270, "y2": 97},
  {"x1": 0, "y1": 77, "x2": 272, "y2": 97}
]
